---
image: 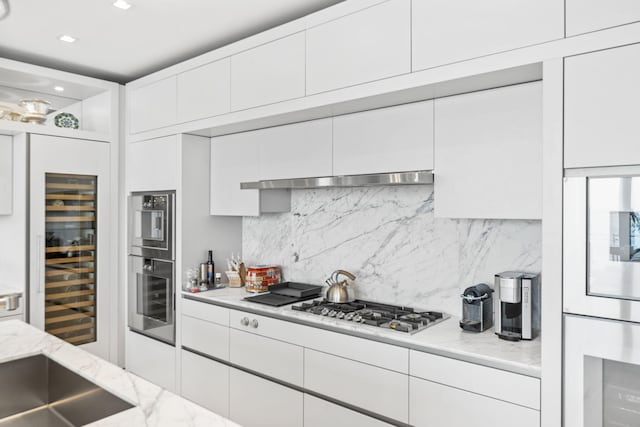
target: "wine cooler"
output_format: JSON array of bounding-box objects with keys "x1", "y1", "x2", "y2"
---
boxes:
[
  {"x1": 30, "y1": 135, "x2": 112, "y2": 361},
  {"x1": 44, "y1": 173, "x2": 98, "y2": 345}
]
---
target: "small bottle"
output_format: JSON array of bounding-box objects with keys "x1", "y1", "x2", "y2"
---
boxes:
[
  {"x1": 207, "y1": 250, "x2": 215, "y2": 288},
  {"x1": 215, "y1": 272, "x2": 222, "y2": 288}
]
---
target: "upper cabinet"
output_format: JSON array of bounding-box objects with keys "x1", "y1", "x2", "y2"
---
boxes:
[
  {"x1": 566, "y1": 0, "x2": 640, "y2": 36},
  {"x1": 231, "y1": 33, "x2": 305, "y2": 111},
  {"x1": 305, "y1": 0, "x2": 411, "y2": 95},
  {"x1": 333, "y1": 101, "x2": 434, "y2": 176},
  {"x1": 258, "y1": 119, "x2": 333, "y2": 181},
  {"x1": 434, "y1": 82, "x2": 542, "y2": 219},
  {"x1": 0, "y1": 135, "x2": 12, "y2": 215},
  {"x1": 210, "y1": 131, "x2": 290, "y2": 217},
  {"x1": 129, "y1": 76, "x2": 177, "y2": 134},
  {"x1": 411, "y1": 0, "x2": 563, "y2": 72},
  {"x1": 565, "y1": 44, "x2": 640, "y2": 168},
  {"x1": 177, "y1": 59, "x2": 231, "y2": 123},
  {"x1": 126, "y1": 136, "x2": 179, "y2": 192}
]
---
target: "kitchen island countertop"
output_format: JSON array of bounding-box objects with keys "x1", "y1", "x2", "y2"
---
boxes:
[
  {"x1": 0, "y1": 320, "x2": 240, "y2": 427},
  {"x1": 184, "y1": 287, "x2": 541, "y2": 378}
]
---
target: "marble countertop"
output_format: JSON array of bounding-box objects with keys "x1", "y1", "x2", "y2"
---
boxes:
[
  {"x1": 0, "y1": 320, "x2": 241, "y2": 427},
  {"x1": 184, "y1": 287, "x2": 541, "y2": 378}
]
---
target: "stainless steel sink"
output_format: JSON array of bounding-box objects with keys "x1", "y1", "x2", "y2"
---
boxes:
[{"x1": 0, "y1": 355, "x2": 133, "y2": 426}]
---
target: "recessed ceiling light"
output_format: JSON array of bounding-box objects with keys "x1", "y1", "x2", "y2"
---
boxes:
[
  {"x1": 113, "y1": 0, "x2": 131, "y2": 10},
  {"x1": 54, "y1": 86, "x2": 64, "y2": 92},
  {"x1": 58, "y1": 35, "x2": 76, "y2": 43}
]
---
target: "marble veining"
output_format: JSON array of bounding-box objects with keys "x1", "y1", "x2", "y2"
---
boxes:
[
  {"x1": 243, "y1": 186, "x2": 541, "y2": 317},
  {"x1": 0, "y1": 320, "x2": 240, "y2": 427}
]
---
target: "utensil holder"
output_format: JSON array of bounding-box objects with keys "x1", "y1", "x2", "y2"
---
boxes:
[{"x1": 226, "y1": 271, "x2": 243, "y2": 287}]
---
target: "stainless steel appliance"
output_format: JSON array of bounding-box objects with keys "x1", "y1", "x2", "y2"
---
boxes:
[
  {"x1": 565, "y1": 170, "x2": 640, "y2": 323},
  {"x1": 128, "y1": 191, "x2": 175, "y2": 345},
  {"x1": 459, "y1": 284, "x2": 493, "y2": 332},
  {"x1": 494, "y1": 271, "x2": 540, "y2": 341},
  {"x1": 564, "y1": 169, "x2": 640, "y2": 426},
  {"x1": 291, "y1": 300, "x2": 448, "y2": 334},
  {"x1": 129, "y1": 192, "x2": 174, "y2": 260}
]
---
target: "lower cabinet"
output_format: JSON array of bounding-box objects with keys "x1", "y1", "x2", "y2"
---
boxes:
[
  {"x1": 303, "y1": 394, "x2": 393, "y2": 427},
  {"x1": 126, "y1": 330, "x2": 176, "y2": 392},
  {"x1": 409, "y1": 377, "x2": 540, "y2": 427},
  {"x1": 181, "y1": 350, "x2": 229, "y2": 418},
  {"x1": 229, "y1": 367, "x2": 303, "y2": 427}
]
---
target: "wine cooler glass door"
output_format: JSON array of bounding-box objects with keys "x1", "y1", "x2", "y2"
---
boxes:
[{"x1": 29, "y1": 135, "x2": 112, "y2": 361}]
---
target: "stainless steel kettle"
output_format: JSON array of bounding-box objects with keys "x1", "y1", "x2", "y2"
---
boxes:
[{"x1": 325, "y1": 270, "x2": 357, "y2": 303}]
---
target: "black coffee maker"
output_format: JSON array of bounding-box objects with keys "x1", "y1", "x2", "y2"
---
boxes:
[{"x1": 459, "y1": 283, "x2": 494, "y2": 332}]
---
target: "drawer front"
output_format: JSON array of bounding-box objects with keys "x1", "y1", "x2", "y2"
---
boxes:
[
  {"x1": 181, "y1": 350, "x2": 229, "y2": 417},
  {"x1": 229, "y1": 309, "x2": 408, "y2": 373},
  {"x1": 410, "y1": 377, "x2": 540, "y2": 427},
  {"x1": 229, "y1": 327, "x2": 303, "y2": 387},
  {"x1": 410, "y1": 350, "x2": 540, "y2": 410},
  {"x1": 304, "y1": 349, "x2": 408, "y2": 423},
  {"x1": 182, "y1": 298, "x2": 229, "y2": 326},
  {"x1": 181, "y1": 315, "x2": 230, "y2": 361},
  {"x1": 229, "y1": 368, "x2": 303, "y2": 427},
  {"x1": 303, "y1": 394, "x2": 393, "y2": 427}
]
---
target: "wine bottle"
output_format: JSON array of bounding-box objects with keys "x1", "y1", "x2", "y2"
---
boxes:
[{"x1": 207, "y1": 250, "x2": 215, "y2": 288}]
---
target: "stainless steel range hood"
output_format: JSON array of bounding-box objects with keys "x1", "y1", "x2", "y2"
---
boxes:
[{"x1": 240, "y1": 170, "x2": 433, "y2": 190}]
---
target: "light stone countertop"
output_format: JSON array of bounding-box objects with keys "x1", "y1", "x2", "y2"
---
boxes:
[
  {"x1": 0, "y1": 320, "x2": 241, "y2": 427},
  {"x1": 184, "y1": 287, "x2": 541, "y2": 378}
]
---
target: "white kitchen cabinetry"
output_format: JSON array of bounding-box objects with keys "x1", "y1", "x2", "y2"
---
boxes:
[
  {"x1": 229, "y1": 368, "x2": 303, "y2": 427},
  {"x1": 231, "y1": 33, "x2": 305, "y2": 111},
  {"x1": 0, "y1": 135, "x2": 12, "y2": 215},
  {"x1": 229, "y1": 327, "x2": 303, "y2": 386},
  {"x1": 181, "y1": 350, "x2": 229, "y2": 418},
  {"x1": 126, "y1": 329, "x2": 176, "y2": 391},
  {"x1": 434, "y1": 82, "x2": 542, "y2": 219},
  {"x1": 304, "y1": 348, "x2": 408, "y2": 423},
  {"x1": 565, "y1": 43, "x2": 640, "y2": 168},
  {"x1": 177, "y1": 59, "x2": 230, "y2": 123},
  {"x1": 182, "y1": 315, "x2": 230, "y2": 361},
  {"x1": 409, "y1": 377, "x2": 540, "y2": 427},
  {"x1": 129, "y1": 77, "x2": 176, "y2": 134},
  {"x1": 126, "y1": 135, "x2": 179, "y2": 192},
  {"x1": 210, "y1": 132, "x2": 290, "y2": 216},
  {"x1": 258, "y1": 119, "x2": 333, "y2": 180},
  {"x1": 566, "y1": 0, "x2": 640, "y2": 36},
  {"x1": 303, "y1": 395, "x2": 393, "y2": 427},
  {"x1": 411, "y1": 0, "x2": 563, "y2": 71},
  {"x1": 306, "y1": 0, "x2": 410, "y2": 95},
  {"x1": 333, "y1": 101, "x2": 434, "y2": 175}
]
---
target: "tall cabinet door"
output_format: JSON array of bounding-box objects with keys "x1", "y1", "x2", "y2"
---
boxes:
[{"x1": 29, "y1": 135, "x2": 112, "y2": 361}]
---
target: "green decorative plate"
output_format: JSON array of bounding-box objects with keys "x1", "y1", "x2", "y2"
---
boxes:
[{"x1": 54, "y1": 112, "x2": 79, "y2": 129}]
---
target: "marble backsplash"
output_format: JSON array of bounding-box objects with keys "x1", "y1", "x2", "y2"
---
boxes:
[{"x1": 242, "y1": 186, "x2": 541, "y2": 317}]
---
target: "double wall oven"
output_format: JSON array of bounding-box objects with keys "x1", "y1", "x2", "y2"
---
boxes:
[
  {"x1": 128, "y1": 191, "x2": 175, "y2": 345},
  {"x1": 564, "y1": 168, "x2": 640, "y2": 427}
]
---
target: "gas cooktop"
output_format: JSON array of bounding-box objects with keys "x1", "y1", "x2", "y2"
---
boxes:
[{"x1": 291, "y1": 300, "x2": 448, "y2": 334}]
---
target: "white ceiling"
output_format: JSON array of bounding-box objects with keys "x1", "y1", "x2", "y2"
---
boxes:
[{"x1": 0, "y1": 0, "x2": 343, "y2": 84}]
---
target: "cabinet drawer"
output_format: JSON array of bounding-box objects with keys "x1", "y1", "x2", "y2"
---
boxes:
[
  {"x1": 229, "y1": 309, "x2": 408, "y2": 374},
  {"x1": 409, "y1": 376, "x2": 540, "y2": 427},
  {"x1": 410, "y1": 350, "x2": 540, "y2": 410},
  {"x1": 306, "y1": 0, "x2": 410, "y2": 94},
  {"x1": 229, "y1": 327, "x2": 303, "y2": 387},
  {"x1": 181, "y1": 350, "x2": 229, "y2": 417},
  {"x1": 229, "y1": 368, "x2": 303, "y2": 427},
  {"x1": 304, "y1": 394, "x2": 393, "y2": 427},
  {"x1": 181, "y1": 315, "x2": 229, "y2": 361},
  {"x1": 231, "y1": 33, "x2": 305, "y2": 111},
  {"x1": 182, "y1": 298, "x2": 229, "y2": 326},
  {"x1": 304, "y1": 349, "x2": 408, "y2": 423}
]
